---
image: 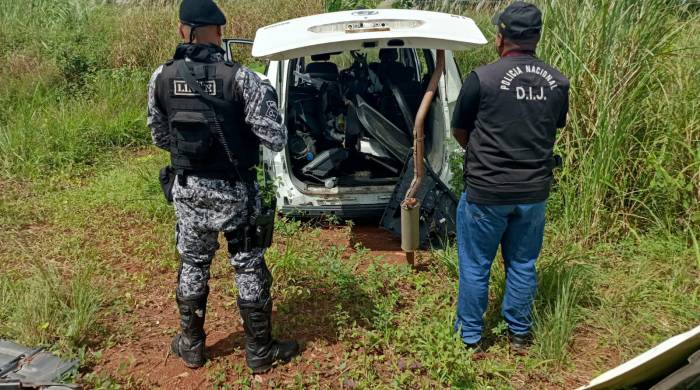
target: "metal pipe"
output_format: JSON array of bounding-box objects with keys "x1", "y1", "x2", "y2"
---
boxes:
[
  {"x1": 403, "y1": 49, "x2": 445, "y2": 204},
  {"x1": 401, "y1": 49, "x2": 445, "y2": 265}
]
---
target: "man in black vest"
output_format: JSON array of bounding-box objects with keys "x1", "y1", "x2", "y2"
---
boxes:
[
  {"x1": 451, "y1": 2, "x2": 569, "y2": 353},
  {"x1": 147, "y1": 0, "x2": 299, "y2": 371}
]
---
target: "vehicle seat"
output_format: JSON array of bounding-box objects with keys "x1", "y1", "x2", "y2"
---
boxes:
[
  {"x1": 305, "y1": 54, "x2": 343, "y2": 117},
  {"x1": 371, "y1": 49, "x2": 416, "y2": 85},
  {"x1": 301, "y1": 147, "x2": 349, "y2": 179},
  {"x1": 371, "y1": 49, "x2": 422, "y2": 133},
  {"x1": 306, "y1": 53, "x2": 339, "y2": 81},
  {"x1": 297, "y1": 55, "x2": 345, "y2": 151}
]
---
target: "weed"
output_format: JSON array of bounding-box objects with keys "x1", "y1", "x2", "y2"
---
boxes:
[
  {"x1": 80, "y1": 371, "x2": 122, "y2": 390},
  {"x1": 432, "y1": 240, "x2": 458, "y2": 278},
  {"x1": 532, "y1": 265, "x2": 589, "y2": 364},
  {"x1": 0, "y1": 261, "x2": 104, "y2": 357}
]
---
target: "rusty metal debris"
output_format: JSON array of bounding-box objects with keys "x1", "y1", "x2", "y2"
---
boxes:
[{"x1": 399, "y1": 49, "x2": 446, "y2": 265}]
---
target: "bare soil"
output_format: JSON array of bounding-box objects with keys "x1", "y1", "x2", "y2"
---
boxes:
[
  {"x1": 87, "y1": 221, "x2": 604, "y2": 389},
  {"x1": 93, "y1": 224, "x2": 410, "y2": 389}
]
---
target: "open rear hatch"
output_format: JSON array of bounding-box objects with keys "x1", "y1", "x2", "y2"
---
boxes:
[
  {"x1": 252, "y1": 9, "x2": 486, "y2": 60},
  {"x1": 246, "y1": 9, "x2": 485, "y2": 249}
]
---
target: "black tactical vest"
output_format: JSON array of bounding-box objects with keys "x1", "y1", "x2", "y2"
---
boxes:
[
  {"x1": 467, "y1": 54, "x2": 569, "y2": 204},
  {"x1": 155, "y1": 45, "x2": 259, "y2": 180}
]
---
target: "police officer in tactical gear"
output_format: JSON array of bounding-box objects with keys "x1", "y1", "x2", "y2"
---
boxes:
[
  {"x1": 451, "y1": 2, "x2": 569, "y2": 353},
  {"x1": 147, "y1": 0, "x2": 300, "y2": 372}
]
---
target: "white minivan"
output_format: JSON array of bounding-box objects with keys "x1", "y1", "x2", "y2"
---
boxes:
[{"x1": 226, "y1": 9, "x2": 485, "y2": 245}]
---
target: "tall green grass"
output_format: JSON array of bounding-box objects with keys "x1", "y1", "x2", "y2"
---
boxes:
[
  {"x1": 533, "y1": 257, "x2": 593, "y2": 364},
  {"x1": 429, "y1": 0, "x2": 699, "y2": 239},
  {"x1": 2, "y1": 0, "x2": 695, "y2": 239},
  {"x1": 325, "y1": 0, "x2": 382, "y2": 11},
  {"x1": 0, "y1": 0, "x2": 324, "y2": 177},
  {"x1": 0, "y1": 0, "x2": 142, "y2": 176},
  {"x1": 0, "y1": 263, "x2": 104, "y2": 357},
  {"x1": 538, "y1": 0, "x2": 699, "y2": 239},
  {"x1": 0, "y1": 69, "x2": 150, "y2": 177}
]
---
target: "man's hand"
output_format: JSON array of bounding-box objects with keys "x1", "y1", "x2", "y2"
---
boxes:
[{"x1": 452, "y1": 128, "x2": 469, "y2": 150}]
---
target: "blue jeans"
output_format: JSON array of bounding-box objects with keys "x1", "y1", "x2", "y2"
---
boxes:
[{"x1": 454, "y1": 192, "x2": 546, "y2": 344}]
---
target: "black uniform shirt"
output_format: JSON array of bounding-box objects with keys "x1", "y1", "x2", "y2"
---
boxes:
[
  {"x1": 452, "y1": 53, "x2": 569, "y2": 205},
  {"x1": 452, "y1": 72, "x2": 481, "y2": 138}
]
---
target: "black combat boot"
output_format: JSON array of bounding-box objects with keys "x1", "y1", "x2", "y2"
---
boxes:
[
  {"x1": 171, "y1": 289, "x2": 208, "y2": 368},
  {"x1": 238, "y1": 296, "x2": 300, "y2": 373}
]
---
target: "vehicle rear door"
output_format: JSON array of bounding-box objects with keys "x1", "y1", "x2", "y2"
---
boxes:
[
  {"x1": 223, "y1": 38, "x2": 282, "y2": 187},
  {"x1": 439, "y1": 49, "x2": 464, "y2": 187}
]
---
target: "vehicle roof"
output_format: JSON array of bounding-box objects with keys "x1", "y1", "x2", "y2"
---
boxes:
[{"x1": 252, "y1": 9, "x2": 487, "y2": 60}]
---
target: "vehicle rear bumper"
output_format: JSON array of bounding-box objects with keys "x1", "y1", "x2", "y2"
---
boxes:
[{"x1": 280, "y1": 203, "x2": 386, "y2": 219}]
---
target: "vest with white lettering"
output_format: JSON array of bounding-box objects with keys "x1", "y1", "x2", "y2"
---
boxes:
[
  {"x1": 468, "y1": 54, "x2": 569, "y2": 204},
  {"x1": 155, "y1": 54, "x2": 259, "y2": 181}
]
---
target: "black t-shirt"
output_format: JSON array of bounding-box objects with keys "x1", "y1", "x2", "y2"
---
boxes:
[
  {"x1": 452, "y1": 72, "x2": 481, "y2": 132},
  {"x1": 452, "y1": 54, "x2": 569, "y2": 205}
]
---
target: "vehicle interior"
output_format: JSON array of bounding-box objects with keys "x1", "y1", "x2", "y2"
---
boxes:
[{"x1": 284, "y1": 48, "x2": 440, "y2": 188}]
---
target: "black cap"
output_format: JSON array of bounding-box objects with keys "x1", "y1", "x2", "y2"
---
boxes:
[
  {"x1": 179, "y1": 0, "x2": 227, "y2": 27},
  {"x1": 492, "y1": 1, "x2": 542, "y2": 39}
]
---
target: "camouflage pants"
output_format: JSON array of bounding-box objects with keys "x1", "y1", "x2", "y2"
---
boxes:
[{"x1": 173, "y1": 175, "x2": 270, "y2": 303}]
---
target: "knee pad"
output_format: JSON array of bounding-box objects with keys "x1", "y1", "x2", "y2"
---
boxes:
[
  {"x1": 177, "y1": 255, "x2": 212, "y2": 297},
  {"x1": 235, "y1": 262, "x2": 272, "y2": 303}
]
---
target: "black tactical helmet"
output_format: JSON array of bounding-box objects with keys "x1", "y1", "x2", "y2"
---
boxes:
[{"x1": 179, "y1": 0, "x2": 227, "y2": 28}]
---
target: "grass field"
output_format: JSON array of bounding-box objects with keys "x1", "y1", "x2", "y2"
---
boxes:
[{"x1": 0, "y1": 0, "x2": 698, "y2": 388}]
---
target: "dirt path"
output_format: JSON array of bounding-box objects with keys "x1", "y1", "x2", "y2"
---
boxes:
[
  {"x1": 87, "y1": 217, "x2": 607, "y2": 389},
  {"x1": 0, "y1": 194, "x2": 611, "y2": 389},
  {"x1": 94, "y1": 223, "x2": 409, "y2": 389},
  {"x1": 349, "y1": 225, "x2": 408, "y2": 265}
]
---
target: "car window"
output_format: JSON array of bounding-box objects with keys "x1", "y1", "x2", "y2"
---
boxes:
[
  {"x1": 297, "y1": 49, "x2": 420, "y2": 74},
  {"x1": 415, "y1": 49, "x2": 435, "y2": 85},
  {"x1": 224, "y1": 39, "x2": 267, "y2": 73}
]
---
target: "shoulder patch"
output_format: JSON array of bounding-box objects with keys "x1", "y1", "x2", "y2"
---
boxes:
[{"x1": 224, "y1": 61, "x2": 241, "y2": 79}]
